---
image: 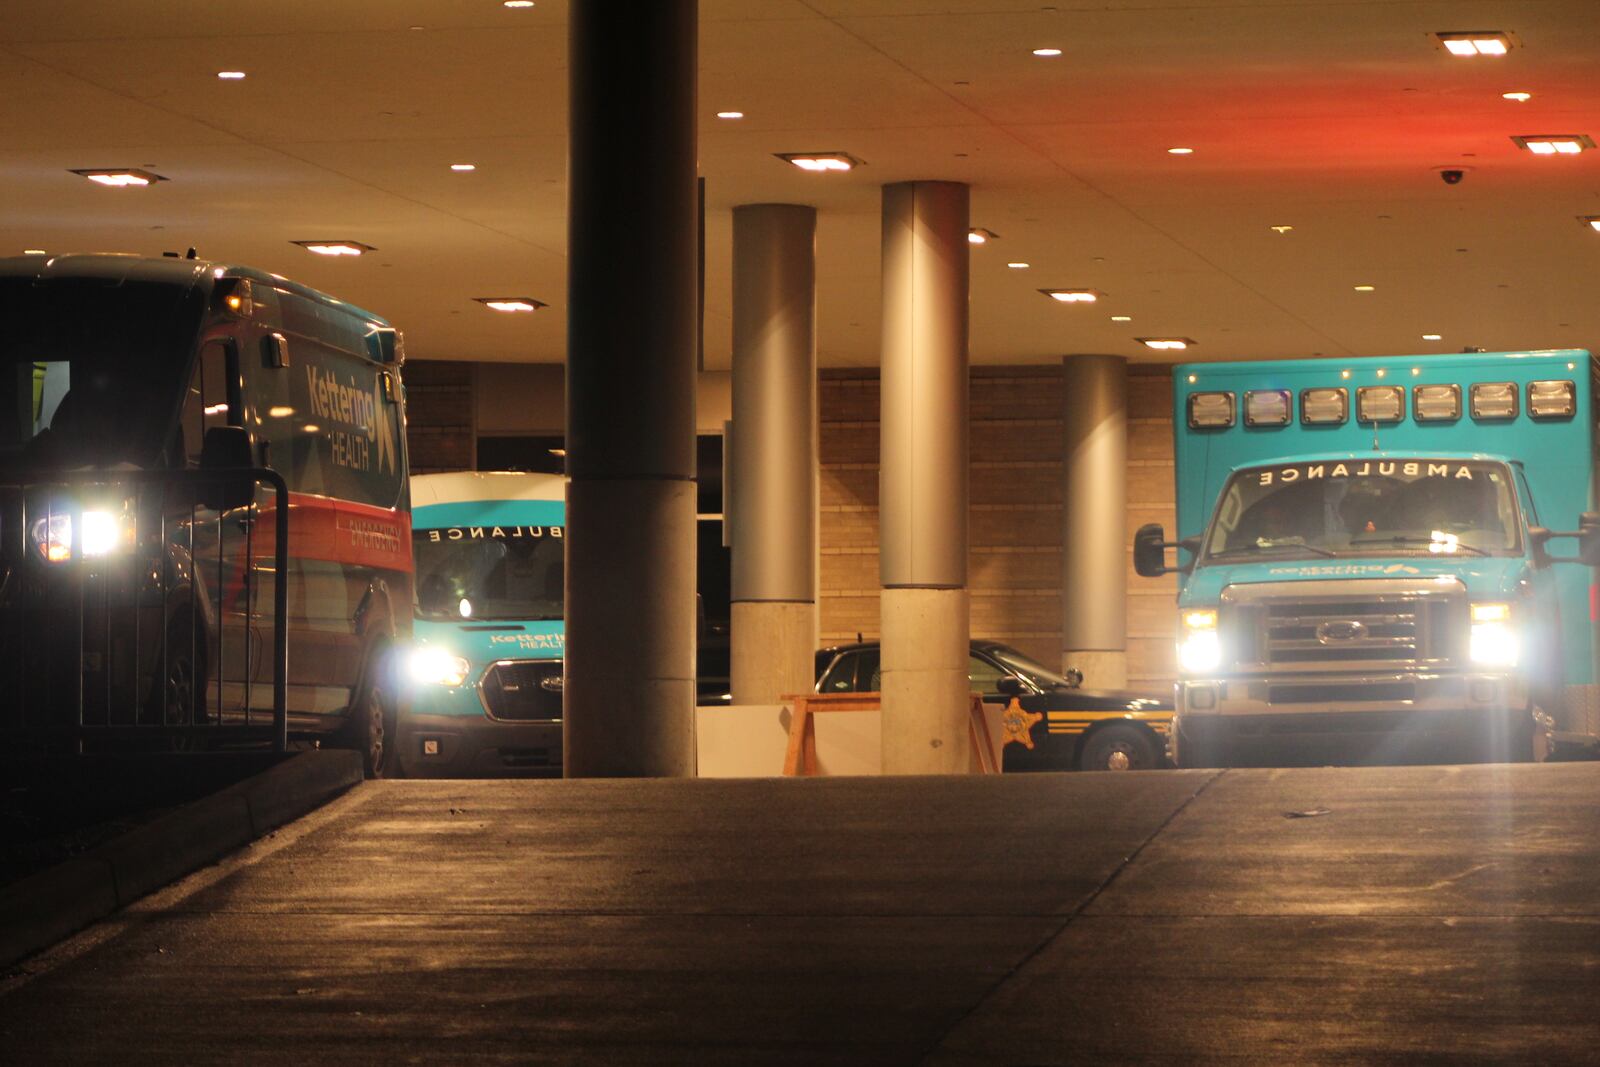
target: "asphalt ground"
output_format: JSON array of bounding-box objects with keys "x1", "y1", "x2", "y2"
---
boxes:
[{"x1": 1, "y1": 763, "x2": 1596, "y2": 1065}]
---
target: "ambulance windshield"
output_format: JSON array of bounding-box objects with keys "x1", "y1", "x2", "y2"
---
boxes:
[
  {"x1": 413, "y1": 524, "x2": 565, "y2": 621},
  {"x1": 1202, "y1": 459, "x2": 1521, "y2": 563}
]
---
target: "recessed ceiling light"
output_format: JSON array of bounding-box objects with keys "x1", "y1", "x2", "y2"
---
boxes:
[
  {"x1": 1270, "y1": 225, "x2": 1293, "y2": 234},
  {"x1": 775, "y1": 152, "x2": 863, "y2": 172},
  {"x1": 292, "y1": 240, "x2": 375, "y2": 257},
  {"x1": 1435, "y1": 31, "x2": 1512, "y2": 56},
  {"x1": 476, "y1": 297, "x2": 547, "y2": 313},
  {"x1": 1353, "y1": 284, "x2": 1376, "y2": 292},
  {"x1": 1511, "y1": 134, "x2": 1593, "y2": 155},
  {"x1": 216, "y1": 71, "x2": 246, "y2": 80},
  {"x1": 1032, "y1": 48, "x2": 1062, "y2": 57},
  {"x1": 1111, "y1": 315, "x2": 1132, "y2": 322},
  {"x1": 1422, "y1": 334, "x2": 1443, "y2": 340},
  {"x1": 1006, "y1": 261, "x2": 1030, "y2": 269},
  {"x1": 716, "y1": 111, "x2": 744, "y2": 119},
  {"x1": 70, "y1": 168, "x2": 166, "y2": 187},
  {"x1": 450, "y1": 163, "x2": 476, "y2": 171},
  {"x1": 503, "y1": 1, "x2": 535, "y2": 7},
  {"x1": 1040, "y1": 289, "x2": 1102, "y2": 303},
  {"x1": 1502, "y1": 91, "x2": 1532, "y2": 102},
  {"x1": 1582, "y1": 217, "x2": 1600, "y2": 232},
  {"x1": 1167, "y1": 147, "x2": 1194, "y2": 155},
  {"x1": 968, "y1": 228, "x2": 998, "y2": 245},
  {"x1": 1138, "y1": 338, "x2": 1195, "y2": 350},
  {"x1": 23, "y1": 249, "x2": 46, "y2": 255}
]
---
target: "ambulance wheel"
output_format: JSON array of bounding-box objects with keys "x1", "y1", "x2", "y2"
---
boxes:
[
  {"x1": 1080, "y1": 723, "x2": 1159, "y2": 772},
  {"x1": 345, "y1": 669, "x2": 400, "y2": 779},
  {"x1": 147, "y1": 609, "x2": 209, "y2": 749}
]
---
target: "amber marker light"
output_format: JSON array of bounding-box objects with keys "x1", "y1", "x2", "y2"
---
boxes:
[
  {"x1": 292, "y1": 240, "x2": 374, "y2": 257},
  {"x1": 1512, "y1": 135, "x2": 1594, "y2": 155},
  {"x1": 1139, "y1": 338, "x2": 1194, "y2": 350},
  {"x1": 1041, "y1": 289, "x2": 1101, "y2": 303},
  {"x1": 476, "y1": 298, "x2": 546, "y2": 313},
  {"x1": 775, "y1": 152, "x2": 862, "y2": 173},
  {"x1": 1435, "y1": 31, "x2": 1512, "y2": 56},
  {"x1": 70, "y1": 168, "x2": 166, "y2": 187}
]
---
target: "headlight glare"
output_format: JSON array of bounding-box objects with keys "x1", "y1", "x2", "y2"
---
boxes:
[
  {"x1": 1178, "y1": 629, "x2": 1222, "y2": 674},
  {"x1": 407, "y1": 646, "x2": 471, "y2": 688},
  {"x1": 30, "y1": 508, "x2": 131, "y2": 562},
  {"x1": 1469, "y1": 621, "x2": 1518, "y2": 668},
  {"x1": 1177, "y1": 607, "x2": 1221, "y2": 674}
]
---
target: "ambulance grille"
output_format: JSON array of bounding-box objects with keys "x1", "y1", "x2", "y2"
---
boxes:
[{"x1": 480, "y1": 661, "x2": 564, "y2": 722}]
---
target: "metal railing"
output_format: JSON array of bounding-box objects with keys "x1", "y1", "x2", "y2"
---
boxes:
[{"x1": 0, "y1": 467, "x2": 288, "y2": 753}]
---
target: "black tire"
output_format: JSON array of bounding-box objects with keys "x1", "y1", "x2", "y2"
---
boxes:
[
  {"x1": 145, "y1": 610, "x2": 209, "y2": 748},
  {"x1": 1079, "y1": 723, "x2": 1160, "y2": 772},
  {"x1": 344, "y1": 659, "x2": 400, "y2": 779}
]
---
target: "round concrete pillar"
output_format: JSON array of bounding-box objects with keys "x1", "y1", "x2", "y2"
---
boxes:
[
  {"x1": 564, "y1": 0, "x2": 698, "y2": 777},
  {"x1": 878, "y1": 180, "x2": 972, "y2": 775},
  {"x1": 1061, "y1": 354, "x2": 1128, "y2": 688},
  {"x1": 729, "y1": 204, "x2": 818, "y2": 705}
]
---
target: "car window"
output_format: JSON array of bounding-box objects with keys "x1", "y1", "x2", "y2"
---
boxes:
[
  {"x1": 967, "y1": 654, "x2": 1008, "y2": 696},
  {"x1": 862, "y1": 650, "x2": 881, "y2": 692},
  {"x1": 818, "y1": 652, "x2": 859, "y2": 693}
]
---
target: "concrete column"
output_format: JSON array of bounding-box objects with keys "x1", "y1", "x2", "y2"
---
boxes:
[
  {"x1": 564, "y1": 0, "x2": 697, "y2": 777},
  {"x1": 729, "y1": 205, "x2": 818, "y2": 706},
  {"x1": 1061, "y1": 354, "x2": 1128, "y2": 688},
  {"x1": 878, "y1": 181, "x2": 972, "y2": 775}
]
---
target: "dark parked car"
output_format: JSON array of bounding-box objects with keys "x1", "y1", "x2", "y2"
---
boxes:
[{"x1": 814, "y1": 639, "x2": 1174, "y2": 771}]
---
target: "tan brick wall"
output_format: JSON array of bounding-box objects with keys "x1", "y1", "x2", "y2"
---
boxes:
[
  {"x1": 404, "y1": 360, "x2": 475, "y2": 474},
  {"x1": 819, "y1": 364, "x2": 1177, "y2": 689}
]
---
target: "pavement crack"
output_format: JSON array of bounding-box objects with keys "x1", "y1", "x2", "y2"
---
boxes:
[{"x1": 911, "y1": 769, "x2": 1226, "y2": 1067}]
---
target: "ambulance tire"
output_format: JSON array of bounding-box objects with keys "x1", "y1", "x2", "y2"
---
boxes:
[
  {"x1": 147, "y1": 608, "x2": 209, "y2": 750},
  {"x1": 344, "y1": 653, "x2": 400, "y2": 779},
  {"x1": 1079, "y1": 723, "x2": 1159, "y2": 772}
]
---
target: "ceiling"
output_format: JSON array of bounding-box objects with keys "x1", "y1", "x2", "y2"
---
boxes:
[{"x1": 2, "y1": 0, "x2": 1598, "y2": 368}]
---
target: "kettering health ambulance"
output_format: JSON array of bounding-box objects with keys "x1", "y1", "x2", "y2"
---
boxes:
[{"x1": 399, "y1": 472, "x2": 565, "y2": 776}]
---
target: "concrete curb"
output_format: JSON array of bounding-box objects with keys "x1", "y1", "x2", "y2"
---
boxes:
[{"x1": 0, "y1": 749, "x2": 364, "y2": 971}]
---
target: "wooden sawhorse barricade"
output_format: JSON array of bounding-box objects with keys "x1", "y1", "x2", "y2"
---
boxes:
[{"x1": 780, "y1": 691, "x2": 999, "y2": 776}]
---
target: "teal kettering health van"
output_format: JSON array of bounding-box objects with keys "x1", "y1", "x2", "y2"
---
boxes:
[
  {"x1": 1135, "y1": 350, "x2": 1600, "y2": 768},
  {"x1": 398, "y1": 472, "x2": 565, "y2": 776}
]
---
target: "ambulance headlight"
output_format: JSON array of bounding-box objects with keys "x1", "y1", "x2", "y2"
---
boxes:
[
  {"x1": 1177, "y1": 608, "x2": 1222, "y2": 674},
  {"x1": 1469, "y1": 603, "x2": 1519, "y2": 668},
  {"x1": 30, "y1": 508, "x2": 132, "y2": 563},
  {"x1": 407, "y1": 646, "x2": 472, "y2": 688}
]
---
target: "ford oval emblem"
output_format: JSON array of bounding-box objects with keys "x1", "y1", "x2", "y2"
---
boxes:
[
  {"x1": 539, "y1": 674, "x2": 565, "y2": 693},
  {"x1": 1315, "y1": 620, "x2": 1367, "y2": 644}
]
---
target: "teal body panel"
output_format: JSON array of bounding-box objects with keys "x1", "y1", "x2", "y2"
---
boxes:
[
  {"x1": 1172, "y1": 350, "x2": 1595, "y2": 687},
  {"x1": 411, "y1": 498, "x2": 565, "y2": 719}
]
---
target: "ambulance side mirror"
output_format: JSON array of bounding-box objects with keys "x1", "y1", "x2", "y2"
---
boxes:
[{"x1": 1134, "y1": 524, "x2": 1198, "y2": 577}]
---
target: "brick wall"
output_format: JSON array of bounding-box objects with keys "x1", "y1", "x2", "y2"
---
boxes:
[
  {"x1": 819, "y1": 364, "x2": 1178, "y2": 689},
  {"x1": 403, "y1": 360, "x2": 475, "y2": 474}
]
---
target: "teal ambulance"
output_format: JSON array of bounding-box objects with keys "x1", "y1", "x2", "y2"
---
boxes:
[
  {"x1": 399, "y1": 472, "x2": 565, "y2": 776},
  {"x1": 1135, "y1": 350, "x2": 1600, "y2": 767}
]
